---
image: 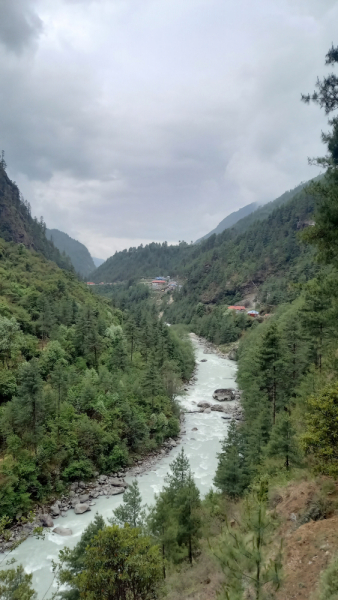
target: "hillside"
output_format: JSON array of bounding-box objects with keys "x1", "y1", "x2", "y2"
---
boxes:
[
  {"x1": 195, "y1": 201, "x2": 259, "y2": 243},
  {"x1": 46, "y1": 228, "x2": 96, "y2": 277},
  {"x1": 0, "y1": 236, "x2": 194, "y2": 520},
  {"x1": 0, "y1": 161, "x2": 72, "y2": 271}
]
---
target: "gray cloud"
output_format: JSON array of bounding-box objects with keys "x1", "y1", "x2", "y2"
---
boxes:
[
  {"x1": 0, "y1": 0, "x2": 43, "y2": 54},
  {"x1": 0, "y1": 0, "x2": 336, "y2": 257}
]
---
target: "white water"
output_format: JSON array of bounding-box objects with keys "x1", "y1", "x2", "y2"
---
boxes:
[{"x1": 5, "y1": 336, "x2": 237, "y2": 599}]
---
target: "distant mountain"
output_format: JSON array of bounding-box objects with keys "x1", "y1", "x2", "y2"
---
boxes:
[
  {"x1": 0, "y1": 160, "x2": 72, "y2": 271},
  {"x1": 232, "y1": 180, "x2": 313, "y2": 235},
  {"x1": 93, "y1": 257, "x2": 105, "y2": 268},
  {"x1": 46, "y1": 228, "x2": 96, "y2": 277},
  {"x1": 195, "y1": 202, "x2": 259, "y2": 243}
]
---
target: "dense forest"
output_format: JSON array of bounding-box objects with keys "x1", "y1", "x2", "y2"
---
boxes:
[{"x1": 46, "y1": 228, "x2": 96, "y2": 278}]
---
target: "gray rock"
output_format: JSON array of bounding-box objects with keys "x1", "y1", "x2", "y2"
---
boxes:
[
  {"x1": 70, "y1": 483, "x2": 79, "y2": 491},
  {"x1": 79, "y1": 494, "x2": 90, "y2": 503},
  {"x1": 109, "y1": 478, "x2": 125, "y2": 487},
  {"x1": 74, "y1": 504, "x2": 91, "y2": 514},
  {"x1": 53, "y1": 527, "x2": 73, "y2": 536},
  {"x1": 197, "y1": 401, "x2": 210, "y2": 409},
  {"x1": 90, "y1": 492, "x2": 99, "y2": 499},
  {"x1": 40, "y1": 514, "x2": 54, "y2": 528},
  {"x1": 204, "y1": 408, "x2": 211, "y2": 413},
  {"x1": 210, "y1": 404, "x2": 227, "y2": 413},
  {"x1": 213, "y1": 388, "x2": 236, "y2": 402},
  {"x1": 98, "y1": 475, "x2": 107, "y2": 484},
  {"x1": 50, "y1": 503, "x2": 60, "y2": 516},
  {"x1": 110, "y1": 487, "x2": 124, "y2": 495},
  {"x1": 70, "y1": 497, "x2": 80, "y2": 508},
  {"x1": 69, "y1": 491, "x2": 76, "y2": 498}
]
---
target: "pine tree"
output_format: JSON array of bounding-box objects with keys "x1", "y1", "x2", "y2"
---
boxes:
[
  {"x1": 216, "y1": 483, "x2": 282, "y2": 600},
  {"x1": 258, "y1": 322, "x2": 282, "y2": 424},
  {"x1": 214, "y1": 420, "x2": 250, "y2": 498},
  {"x1": 51, "y1": 360, "x2": 68, "y2": 445},
  {"x1": 175, "y1": 472, "x2": 201, "y2": 565},
  {"x1": 13, "y1": 359, "x2": 44, "y2": 452},
  {"x1": 112, "y1": 480, "x2": 146, "y2": 528},
  {"x1": 266, "y1": 412, "x2": 300, "y2": 470},
  {"x1": 164, "y1": 448, "x2": 190, "y2": 499}
]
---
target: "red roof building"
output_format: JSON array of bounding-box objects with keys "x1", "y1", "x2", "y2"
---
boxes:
[{"x1": 228, "y1": 305, "x2": 246, "y2": 311}]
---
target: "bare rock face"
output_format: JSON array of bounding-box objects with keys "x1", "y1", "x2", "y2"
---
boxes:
[
  {"x1": 213, "y1": 389, "x2": 235, "y2": 402},
  {"x1": 197, "y1": 401, "x2": 210, "y2": 409},
  {"x1": 53, "y1": 527, "x2": 73, "y2": 536},
  {"x1": 74, "y1": 503, "x2": 91, "y2": 514},
  {"x1": 40, "y1": 514, "x2": 54, "y2": 528}
]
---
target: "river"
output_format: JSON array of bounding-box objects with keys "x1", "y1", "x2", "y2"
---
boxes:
[{"x1": 6, "y1": 335, "x2": 237, "y2": 599}]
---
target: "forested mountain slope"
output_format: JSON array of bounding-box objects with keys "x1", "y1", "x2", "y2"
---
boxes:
[
  {"x1": 195, "y1": 201, "x2": 258, "y2": 243},
  {"x1": 0, "y1": 160, "x2": 72, "y2": 271},
  {"x1": 0, "y1": 236, "x2": 194, "y2": 520},
  {"x1": 91, "y1": 179, "x2": 318, "y2": 288},
  {"x1": 46, "y1": 228, "x2": 96, "y2": 277}
]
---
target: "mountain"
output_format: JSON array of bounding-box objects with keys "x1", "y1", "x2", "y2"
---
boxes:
[
  {"x1": 90, "y1": 178, "x2": 318, "y2": 287},
  {"x1": 93, "y1": 257, "x2": 105, "y2": 268},
  {"x1": 46, "y1": 228, "x2": 96, "y2": 277},
  {"x1": 195, "y1": 202, "x2": 259, "y2": 243},
  {"x1": 0, "y1": 161, "x2": 72, "y2": 271}
]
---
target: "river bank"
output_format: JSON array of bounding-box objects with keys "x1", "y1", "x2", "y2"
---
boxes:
[{"x1": 1, "y1": 334, "x2": 238, "y2": 599}]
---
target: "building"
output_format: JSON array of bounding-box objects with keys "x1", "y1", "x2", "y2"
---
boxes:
[
  {"x1": 86, "y1": 282, "x2": 95, "y2": 285},
  {"x1": 228, "y1": 305, "x2": 246, "y2": 312},
  {"x1": 247, "y1": 310, "x2": 259, "y2": 317}
]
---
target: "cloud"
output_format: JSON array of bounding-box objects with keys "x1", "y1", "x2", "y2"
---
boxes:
[
  {"x1": 1, "y1": 0, "x2": 337, "y2": 257},
  {"x1": 0, "y1": 0, "x2": 43, "y2": 54}
]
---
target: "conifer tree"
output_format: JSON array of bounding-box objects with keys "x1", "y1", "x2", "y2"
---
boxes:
[
  {"x1": 175, "y1": 472, "x2": 201, "y2": 565},
  {"x1": 112, "y1": 480, "x2": 146, "y2": 528},
  {"x1": 258, "y1": 322, "x2": 282, "y2": 424},
  {"x1": 216, "y1": 483, "x2": 282, "y2": 600},
  {"x1": 214, "y1": 420, "x2": 250, "y2": 498},
  {"x1": 51, "y1": 360, "x2": 68, "y2": 445},
  {"x1": 13, "y1": 359, "x2": 44, "y2": 452},
  {"x1": 266, "y1": 412, "x2": 300, "y2": 470}
]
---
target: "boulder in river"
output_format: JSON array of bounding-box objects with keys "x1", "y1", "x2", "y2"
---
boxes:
[
  {"x1": 109, "y1": 478, "x2": 125, "y2": 487},
  {"x1": 197, "y1": 401, "x2": 210, "y2": 408},
  {"x1": 53, "y1": 527, "x2": 72, "y2": 536},
  {"x1": 74, "y1": 503, "x2": 91, "y2": 514},
  {"x1": 40, "y1": 514, "x2": 54, "y2": 528},
  {"x1": 204, "y1": 408, "x2": 211, "y2": 413},
  {"x1": 210, "y1": 404, "x2": 227, "y2": 412},
  {"x1": 213, "y1": 388, "x2": 235, "y2": 401},
  {"x1": 200, "y1": 359, "x2": 207, "y2": 362}
]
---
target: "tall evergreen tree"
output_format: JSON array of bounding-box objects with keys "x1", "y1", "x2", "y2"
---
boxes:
[
  {"x1": 214, "y1": 420, "x2": 250, "y2": 498},
  {"x1": 266, "y1": 412, "x2": 300, "y2": 470}
]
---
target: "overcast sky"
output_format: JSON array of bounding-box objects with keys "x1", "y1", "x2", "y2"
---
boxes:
[{"x1": 0, "y1": 0, "x2": 336, "y2": 258}]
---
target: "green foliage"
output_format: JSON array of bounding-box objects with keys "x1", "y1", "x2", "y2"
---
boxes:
[
  {"x1": 0, "y1": 564, "x2": 36, "y2": 599},
  {"x1": 55, "y1": 513, "x2": 106, "y2": 599},
  {"x1": 216, "y1": 483, "x2": 282, "y2": 600},
  {"x1": 148, "y1": 450, "x2": 201, "y2": 568},
  {"x1": 0, "y1": 237, "x2": 194, "y2": 520},
  {"x1": 266, "y1": 413, "x2": 300, "y2": 470},
  {"x1": 112, "y1": 480, "x2": 146, "y2": 528},
  {"x1": 318, "y1": 554, "x2": 338, "y2": 600},
  {"x1": 76, "y1": 524, "x2": 162, "y2": 600},
  {"x1": 214, "y1": 420, "x2": 250, "y2": 498},
  {"x1": 301, "y1": 383, "x2": 338, "y2": 475}
]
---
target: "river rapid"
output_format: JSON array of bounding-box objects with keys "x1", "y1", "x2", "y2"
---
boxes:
[{"x1": 6, "y1": 335, "x2": 237, "y2": 599}]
